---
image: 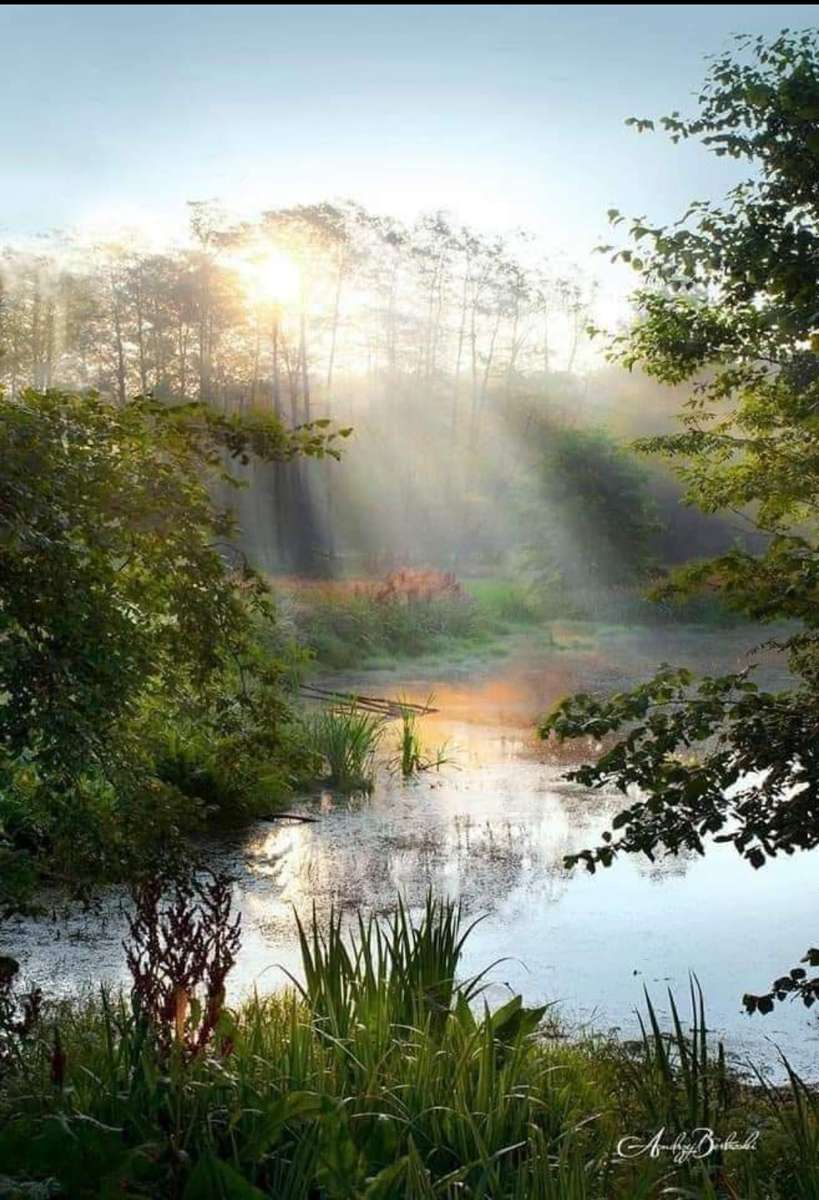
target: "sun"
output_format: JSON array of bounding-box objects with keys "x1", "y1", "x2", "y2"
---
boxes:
[{"x1": 235, "y1": 247, "x2": 301, "y2": 305}]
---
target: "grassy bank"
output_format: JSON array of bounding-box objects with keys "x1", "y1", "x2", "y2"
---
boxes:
[
  {"x1": 275, "y1": 575, "x2": 543, "y2": 671},
  {"x1": 273, "y1": 571, "x2": 750, "y2": 673},
  {"x1": 1, "y1": 892, "x2": 816, "y2": 1198}
]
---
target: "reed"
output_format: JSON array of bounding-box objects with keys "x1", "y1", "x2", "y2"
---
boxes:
[
  {"x1": 389, "y1": 699, "x2": 453, "y2": 778},
  {"x1": 306, "y1": 704, "x2": 385, "y2": 791},
  {"x1": 0, "y1": 895, "x2": 817, "y2": 1198}
]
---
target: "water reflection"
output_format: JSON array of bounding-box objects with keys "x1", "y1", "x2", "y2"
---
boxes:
[{"x1": 6, "y1": 626, "x2": 818, "y2": 1079}]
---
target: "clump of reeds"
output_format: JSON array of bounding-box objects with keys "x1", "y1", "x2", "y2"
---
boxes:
[
  {"x1": 307, "y1": 704, "x2": 385, "y2": 791},
  {"x1": 388, "y1": 698, "x2": 453, "y2": 778},
  {"x1": 1, "y1": 891, "x2": 816, "y2": 1198},
  {"x1": 289, "y1": 893, "x2": 491, "y2": 1037}
]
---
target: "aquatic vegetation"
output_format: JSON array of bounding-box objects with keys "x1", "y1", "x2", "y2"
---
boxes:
[
  {"x1": 0, "y1": 890, "x2": 816, "y2": 1197},
  {"x1": 290, "y1": 893, "x2": 490, "y2": 1035},
  {"x1": 306, "y1": 704, "x2": 385, "y2": 790},
  {"x1": 388, "y1": 700, "x2": 453, "y2": 778},
  {"x1": 150, "y1": 711, "x2": 319, "y2": 825}
]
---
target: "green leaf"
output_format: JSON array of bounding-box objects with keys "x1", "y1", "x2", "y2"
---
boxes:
[{"x1": 183, "y1": 1153, "x2": 267, "y2": 1200}]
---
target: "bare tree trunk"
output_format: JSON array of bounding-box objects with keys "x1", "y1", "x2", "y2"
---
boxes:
[
  {"x1": 326, "y1": 259, "x2": 343, "y2": 396},
  {"x1": 385, "y1": 261, "x2": 399, "y2": 377},
  {"x1": 198, "y1": 260, "x2": 211, "y2": 402},
  {"x1": 178, "y1": 322, "x2": 189, "y2": 401},
  {"x1": 249, "y1": 316, "x2": 260, "y2": 410},
  {"x1": 299, "y1": 308, "x2": 310, "y2": 422},
  {"x1": 505, "y1": 301, "x2": 520, "y2": 398},
  {"x1": 31, "y1": 278, "x2": 42, "y2": 388},
  {"x1": 566, "y1": 305, "x2": 582, "y2": 374},
  {"x1": 469, "y1": 295, "x2": 480, "y2": 438},
  {"x1": 135, "y1": 269, "x2": 149, "y2": 394},
  {"x1": 271, "y1": 311, "x2": 281, "y2": 417},
  {"x1": 150, "y1": 294, "x2": 164, "y2": 392},
  {"x1": 452, "y1": 260, "x2": 470, "y2": 436},
  {"x1": 44, "y1": 299, "x2": 55, "y2": 388},
  {"x1": 473, "y1": 307, "x2": 501, "y2": 445},
  {"x1": 111, "y1": 276, "x2": 127, "y2": 406}
]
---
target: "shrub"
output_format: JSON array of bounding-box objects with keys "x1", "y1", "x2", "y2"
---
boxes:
[
  {"x1": 285, "y1": 573, "x2": 488, "y2": 666},
  {"x1": 0, "y1": 389, "x2": 340, "y2": 899}
]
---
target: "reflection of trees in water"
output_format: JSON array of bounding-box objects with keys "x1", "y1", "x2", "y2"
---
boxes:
[
  {"x1": 634, "y1": 850, "x2": 697, "y2": 882},
  {"x1": 240, "y1": 770, "x2": 706, "y2": 962},
  {"x1": 242, "y1": 798, "x2": 591, "y2": 925},
  {"x1": 14, "y1": 753, "x2": 704, "y2": 992}
]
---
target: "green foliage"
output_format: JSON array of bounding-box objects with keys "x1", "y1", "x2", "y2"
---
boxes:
[
  {"x1": 627, "y1": 978, "x2": 733, "y2": 1138},
  {"x1": 290, "y1": 590, "x2": 488, "y2": 668},
  {"x1": 305, "y1": 706, "x2": 385, "y2": 791},
  {"x1": 0, "y1": 896, "x2": 814, "y2": 1197},
  {"x1": 744, "y1": 946, "x2": 819, "y2": 1015},
  {"x1": 510, "y1": 421, "x2": 660, "y2": 624},
  {"x1": 543, "y1": 31, "x2": 819, "y2": 935},
  {"x1": 526, "y1": 424, "x2": 659, "y2": 592},
  {"x1": 388, "y1": 703, "x2": 452, "y2": 778},
  {"x1": 462, "y1": 578, "x2": 543, "y2": 624},
  {"x1": 542, "y1": 666, "x2": 816, "y2": 873},
  {"x1": 150, "y1": 706, "x2": 318, "y2": 824},
  {"x1": 289, "y1": 895, "x2": 491, "y2": 1038},
  {"x1": 0, "y1": 389, "x2": 340, "y2": 894}
]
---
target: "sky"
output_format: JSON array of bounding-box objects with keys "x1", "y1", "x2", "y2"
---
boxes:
[{"x1": 2, "y1": 4, "x2": 818, "y2": 274}]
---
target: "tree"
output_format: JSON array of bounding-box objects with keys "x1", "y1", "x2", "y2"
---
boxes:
[
  {"x1": 540, "y1": 29, "x2": 819, "y2": 1004},
  {"x1": 523, "y1": 423, "x2": 658, "y2": 599},
  {"x1": 0, "y1": 388, "x2": 346, "y2": 900}
]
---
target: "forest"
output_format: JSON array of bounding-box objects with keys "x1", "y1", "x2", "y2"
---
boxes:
[{"x1": 3, "y1": 14, "x2": 819, "y2": 1200}]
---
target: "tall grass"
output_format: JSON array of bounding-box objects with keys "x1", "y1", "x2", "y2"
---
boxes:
[
  {"x1": 1, "y1": 896, "x2": 817, "y2": 1197},
  {"x1": 307, "y1": 704, "x2": 385, "y2": 790},
  {"x1": 394, "y1": 704, "x2": 424, "y2": 776},
  {"x1": 630, "y1": 976, "x2": 732, "y2": 1134},
  {"x1": 289, "y1": 894, "x2": 490, "y2": 1038},
  {"x1": 389, "y1": 700, "x2": 452, "y2": 778}
]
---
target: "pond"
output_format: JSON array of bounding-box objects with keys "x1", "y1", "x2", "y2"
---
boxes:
[{"x1": 7, "y1": 622, "x2": 819, "y2": 1080}]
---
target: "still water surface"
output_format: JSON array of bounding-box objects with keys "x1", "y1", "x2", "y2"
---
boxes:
[{"x1": 8, "y1": 623, "x2": 819, "y2": 1078}]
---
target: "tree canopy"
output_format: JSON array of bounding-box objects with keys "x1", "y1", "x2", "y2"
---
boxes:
[
  {"x1": 523, "y1": 422, "x2": 658, "y2": 596},
  {"x1": 541, "y1": 30, "x2": 819, "y2": 1005},
  {"x1": 544, "y1": 28, "x2": 819, "y2": 863},
  {"x1": 0, "y1": 389, "x2": 345, "y2": 905}
]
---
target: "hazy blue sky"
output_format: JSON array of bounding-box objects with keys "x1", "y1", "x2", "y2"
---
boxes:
[{"x1": 3, "y1": 3, "x2": 818, "y2": 261}]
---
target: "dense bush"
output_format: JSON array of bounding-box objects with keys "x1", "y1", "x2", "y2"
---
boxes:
[
  {"x1": 287, "y1": 586, "x2": 490, "y2": 668},
  {"x1": 0, "y1": 389, "x2": 340, "y2": 902}
]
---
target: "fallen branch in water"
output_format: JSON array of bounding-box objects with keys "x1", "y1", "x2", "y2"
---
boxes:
[
  {"x1": 259, "y1": 812, "x2": 318, "y2": 823},
  {"x1": 298, "y1": 683, "x2": 438, "y2": 718}
]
